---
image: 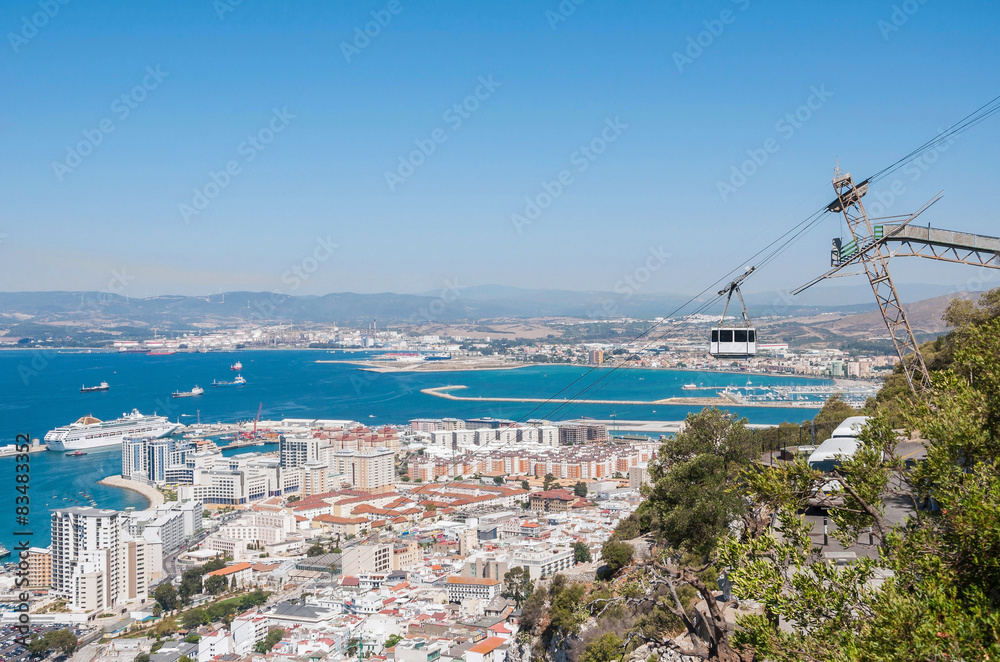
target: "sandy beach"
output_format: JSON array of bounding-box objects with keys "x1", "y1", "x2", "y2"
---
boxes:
[{"x1": 98, "y1": 475, "x2": 165, "y2": 509}]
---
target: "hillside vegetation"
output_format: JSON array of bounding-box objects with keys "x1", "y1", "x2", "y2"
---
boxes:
[{"x1": 516, "y1": 287, "x2": 1000, "y2": 662}]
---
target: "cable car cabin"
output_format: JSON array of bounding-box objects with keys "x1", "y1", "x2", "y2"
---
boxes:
[{"x1": 710, "y1": 327, "x2": 757, "y2": 359}]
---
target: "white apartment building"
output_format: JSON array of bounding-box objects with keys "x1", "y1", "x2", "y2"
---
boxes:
[
  {"x1": 51, "y1": 508, "x2": 125, "y2": 612},
  {"x1": 445, "y1": 576, "x2": 501, "y2": 602},
  {"x1": 511, "y1": 546, "x2": 575, "y2": 580}
]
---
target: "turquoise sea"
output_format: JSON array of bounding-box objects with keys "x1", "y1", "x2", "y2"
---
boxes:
[{"x1": 0, "y1": 349, "x2": 826, "y2": 550}]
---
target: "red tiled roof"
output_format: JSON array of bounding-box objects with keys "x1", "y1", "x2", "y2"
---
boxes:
[
  {"x1": 468, "y1": 637, "x2": 506, "y2": 655},
  {"x1": 207, "y1": 562, "x2": 252, "y2": 576}
]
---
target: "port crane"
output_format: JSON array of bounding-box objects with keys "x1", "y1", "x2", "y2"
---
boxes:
[{"x1": 793, "y1": 168, "x2": 1000, "y2": 393}]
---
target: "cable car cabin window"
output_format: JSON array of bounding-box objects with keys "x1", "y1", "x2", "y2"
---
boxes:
[
  {"x1": 711, "y1": 330, "x2": 719, "y2": 342},
  {"x1": 748, "y1": 330, "x2": 756, "y2": 342},
  {"x1": 720, "y1": 330, "x2": 733, "y2": 343},
  {"x1": 734, "y1": 329, "x2": 748, "y2": 343}
]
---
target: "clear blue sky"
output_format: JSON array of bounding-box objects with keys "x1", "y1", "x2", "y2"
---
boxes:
[{"x1": 2, "y1": 0, "x2": 999, "y2": 302}]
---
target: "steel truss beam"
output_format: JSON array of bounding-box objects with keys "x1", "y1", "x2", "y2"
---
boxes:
[{"x1": 831, "y1": 172, "x2": 932, "y2": 393}]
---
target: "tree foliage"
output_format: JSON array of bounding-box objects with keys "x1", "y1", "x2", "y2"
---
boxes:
[
  {"x1": 27, "y1": 630, "x2": 77, "y2": 658},
  {"x1": 153, "y1": 583, "x2": 178, "y2": 611},
  {"x1": 501, "y1": 566, "x2": 535, "y2": 607},
  {"x1": 572, "y1": 541, "x2": 592, "y2": 563},
  {"x1": 598, "y1": 541, "x2": 633, "y2": 580},
  {"x1": 181, "y1": 607, "x2": 209, "y2": 630},
  {"x1": 720, "y1": 310, "x2": 1000, "y2": 661},
  {"x1": 204, "y1": 574, "x2": 229, "y2": 595},
  {"x1": 254, "y1": 628, "x2": 284, "y2": 653},
  {"x1": 642, "y1": 408, "x2": 760, "y2": 555}
]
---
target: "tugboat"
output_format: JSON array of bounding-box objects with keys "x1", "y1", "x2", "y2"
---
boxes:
[
  {"x1": 80, "y1": 381, "x2": 110, "y2": 393},
  {"x1": 65, "y1": 450, "x2": 88, "y2": 456},
  {"x1": 231, "y1": 361, "x2": 243, "y2": 371},
  {"x1": 172, "y1": 385, "x2": 205, "y2": 398}
]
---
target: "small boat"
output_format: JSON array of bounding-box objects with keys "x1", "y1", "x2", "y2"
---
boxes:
[
  {"x1": 213, "y1": 374, "x2": 246, "y2": 387},
  {"x1": 65, "y1": 451, "x2": 88, "y2": 456},
  {"x1": 80, "y1": 382, "x2": 110, "y2": 393},
  {"x1": 681, "y1": 384, "x2": 698, "y2": 390},
  {"x1": 172, "y1": 385, "x2": 205, "y2": 398},
  {"x1": 231, "y1": 361, "x2": 243, "y2": 371},
  {"x1": 0, "y1": 544, "x2": 9, "y2": 558}
]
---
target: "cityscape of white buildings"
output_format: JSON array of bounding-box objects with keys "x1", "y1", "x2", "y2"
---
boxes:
[{"x1": 14, "y1": 412, "x2": 654, "y2": 662}]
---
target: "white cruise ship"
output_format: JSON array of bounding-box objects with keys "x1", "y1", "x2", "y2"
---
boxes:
[{"x1": 44, "y1": 409, "x2": 181, "y2": 451}]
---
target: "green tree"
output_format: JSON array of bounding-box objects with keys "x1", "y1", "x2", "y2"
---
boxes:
[
  {"x1": 204, "y1": 574, "x2": 229, "y2": 595},
  {"x1": 573, "y1": 481, "x2": 588, "y2": 497},
  {"x1": 178, "y1": 656, "x2": 195, "y2": 662},
  {"x1": 135, "y1": 654, "x2": 151, "y2": 662},
  {"x1": 183, "y1": 633, "x2": 201, "y2": 644},
  {"x1": 813, "y1": 393, "x2": 856, "y2": 428},
  {"x1": 598, "y1": 541, "x2": 633, "y2": 580},
  {"x1": 493, "y1": 475, "x2": 505, "y2": 485},
  {"x1": 178, "y1": 567, "x2": 203, "y2": 602},
  {"x1": 181, "y1": 608, "x2": 209, "y2": 630},
  {"x1": 153, "y1": 583, "x2": 178, "y2": 611},
  {"x1": 641, "y1": 407, "x2": 760, "y2": 556},
  {"x1": 580, "y1": 633, "x2": 625, "y2": 662},
  {"x1": 254, "y1": 628, "x2": 284, "y2": 653},
  {"x1": 501, "y1": 566, "x2": 534, "y2": 607},
  {"x1": 306, "y1": 543, "x2": 326, "y2": 557},
  {"x1": 150, "y1": 618, "x2": 178, "y2": 639},
  {"x1": 720, "y1": 319, "x2": 1000, "y2": 661},
  {"x1": 519, "y1": 586, "x2": 548, "y2": 635},
  {"x1": 31, "y1": 630, "x2": 78, "y2": 657},
  {"x1": 384, "y1": 634, "x2": 404, "y2": 650},
  {"x1": 543, "y1": 473, "x2": 557, "y2": 490},
  {"x1": 572, "y1": 541, "x2": 592, "y2": 563},
  {"x1": 521, "y1": 479, "x2": 530, "y2": 490}
]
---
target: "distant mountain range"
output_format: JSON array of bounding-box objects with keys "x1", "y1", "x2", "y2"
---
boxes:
[{"x1": 0, "y1": 284, "x2": 981, "y2": 337}]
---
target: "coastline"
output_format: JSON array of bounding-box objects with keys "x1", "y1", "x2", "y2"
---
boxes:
[
  {"x1": 419, "y1": 385, "x2": 822, "y2": 408},
  {"x1": 98, "y1": 475, "x2": 165, "y2": 509},
  {"x1": 316, "y1": 359, "x2": 529, "y2": 374}
]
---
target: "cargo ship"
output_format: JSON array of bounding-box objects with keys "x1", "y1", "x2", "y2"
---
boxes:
[
  {"x1": 81, "y1": 381, "x2": 110, "y2": 393},
  {"x1": 172, "y1": 385, "x2": 205, "y2": 398},
  {"x1": 212, "y1": 374, "x2": 246, "y2": 387},
  {"x1": 231, "y1": 361, "x2": 243, "y2": 371}
]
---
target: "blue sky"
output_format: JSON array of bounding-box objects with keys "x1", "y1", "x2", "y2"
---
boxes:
[{"x1": 2, "y1": 0, "x2": 999, "y2": 303}]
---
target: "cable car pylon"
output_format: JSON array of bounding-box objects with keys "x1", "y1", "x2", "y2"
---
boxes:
[{"x1": 793, "y1": 166, "x2": 1000, "y2": 394}]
